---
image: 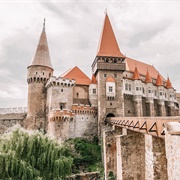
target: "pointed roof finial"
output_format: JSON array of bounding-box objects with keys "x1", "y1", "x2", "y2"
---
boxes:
[
  {"x1": 43, "y1": 18, "x2": 46, "y2": 31},
  {"x1": 104, "y1": 8, "x2": 107, "y2": 14}
]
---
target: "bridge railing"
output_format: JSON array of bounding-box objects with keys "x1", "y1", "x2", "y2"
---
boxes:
[{"x1": 108, "y1": 116, "x2": 180, "y2": 138}]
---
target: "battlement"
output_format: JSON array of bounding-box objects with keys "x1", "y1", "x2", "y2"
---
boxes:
[
  {"x1": 46, "y1": 76, "x2": 76, "y2": 89},
  {"x1": 0, "y1": 107, "x2": 27, "y2": 114},
  {"x1": 71, "y1": 104, "x2": 97, "y2": 115},
  {"x1": 27, "y1": 76, "x2": 49, "y2": 84},
  {"x1": 49, "y1": 109, "x2": 75, "y2": 122}
]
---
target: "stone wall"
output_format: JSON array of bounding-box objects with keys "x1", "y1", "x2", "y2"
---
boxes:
[
  {"x1": 120, "y1": 130, "x2": 145, "y2": 180},
  {"x1": 0, "y1": 113, "x2": 26, "y2": 134},
  {"x1": 124, "y1": 94, "x2": 135, "y2": 117},
  {"x1": 165, "y1": 122, "x2": 180, "y2": 180},
  {"x1": 48, "y1": 113, "x2": 98, "y2": 141}
]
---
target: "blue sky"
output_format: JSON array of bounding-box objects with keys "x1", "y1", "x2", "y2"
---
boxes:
[{"x1": 0, "y1": 1, "x2": 180, "y2": 107}]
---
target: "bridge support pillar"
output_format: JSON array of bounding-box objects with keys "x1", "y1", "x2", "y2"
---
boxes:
[
  {"x1": 103, "y1": 126, "x2": 122, "y2": 180},
  {"x1": 165, "y1": 122, "x2": 180, "y2": 180},
  {"x1": 145, "y1": 134, "x2": 167, "y2": 179}
]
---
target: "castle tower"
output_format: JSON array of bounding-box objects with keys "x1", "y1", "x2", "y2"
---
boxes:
[
  {"x1": 91, "y1": 13, "x2": 126, "y2": 136},
  {"x1": 145, "y1": 69, "x2": 155, "y2": 116},
  {"x1": 25, "y1": 20, "x2": 54, "y2": 130},
  {"x1": 132, "y1": 67, "x2": 143, "y2": 116},
  {"x1": 156, "y1": 74, "x2": 166, "y2": 116}
]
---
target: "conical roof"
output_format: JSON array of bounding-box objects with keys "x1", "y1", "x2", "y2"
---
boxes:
[
  {"x1": 96, "y1": 14, "x2": 124, "y2": 58},
  {"x1": 60, "y1": 66, "x2": 91, "y2": 85},
  {"x1": 145, "y1": 70, "x2": 152, "y2": 83},
  {"x1": 132, "y1": 67, "x2": 140, "y2": 80},
  {"x1": 90, "y1": 74, "x2": 97, "y2": 84},
  {"x1": 156, "y1": 74, "x2": 163, "y2": 86},
  {"x1": 166, "y1": 77, "x2": 172, "y2": 89},
  {"x1": 29, "y1": 20, "x2": 53, "y2": 69}
]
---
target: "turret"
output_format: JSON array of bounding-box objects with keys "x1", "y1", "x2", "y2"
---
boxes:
[
  {"x1": 25, "y1": 19, "x2": 54, "y2": 130},
  {"x1": 132, "y1": 67, "x2": 142, "y2": 96},
  {"x1": 89, "y1": 74, "x2": 98, "y2": 107},
  {"x1": 145, "y1": 69, "x2": 153, "y2": 98},
  {"x1": 156, "y1": 74, "x2": 164, "y2": 100}
]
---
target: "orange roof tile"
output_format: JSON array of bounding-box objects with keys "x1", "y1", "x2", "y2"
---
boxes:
[
  {"x1": 90, "y1": 74, "x2": 97, "y2": 84},
  {"x1": 97, "y1": 14, "x2": 124, "y2": 58},
  {"x1": 132, "y1": 67, "x2": 140, "y2": 80},
  {"x1": 125, "y1": 57, "x2": 165, "y2": 81},
  {"x1": 106, "y1": 76, "x2": 115, "y2": 82},
  {"x1": 166, "y1": 77, "x2": 172, "y2": 89},
  {"x1": 156, "y1": 74, "x2": 163, "y2": 86},
  {"x1": 145, "y1": 70, "x2": 152, "y2": 83},
  {"x1": 60, "y1": 66, "x2": 91, "y2": 85}
]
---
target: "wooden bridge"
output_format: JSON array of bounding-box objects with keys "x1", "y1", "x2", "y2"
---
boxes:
[{"x1": 107, "y1": 116, "x2": 180, "y2": 138}]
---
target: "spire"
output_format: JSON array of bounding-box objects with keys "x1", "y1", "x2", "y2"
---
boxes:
[
  {"x1": 29, "y1": 19, "x2": 53, "y2": 69},
  {"x1": 132, "y1": 67, "x2": 140, "y2": 80},
  {"x1": 97, "y1": 14, "x2": 124, "y2": 58},
  {"x1": 90, "y1": 74, "x2": 97, "y2": 84},
  {"x1": 166, "y1": 77, "x2": 172, "y2": 89},
  {"x1": 156, "y1": 74, "x2": 163, "y2": 86},
  {"x1": 145, "y1": 69, "x2": 152, "y2": 83}
]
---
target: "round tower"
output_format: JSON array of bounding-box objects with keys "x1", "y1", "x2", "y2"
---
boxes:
[{"x1": 25, "y1": 20, "x2": 54, "y2": 130}]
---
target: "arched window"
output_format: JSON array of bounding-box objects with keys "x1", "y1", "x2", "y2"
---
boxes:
[{"x1": 125, "y1": 83, "x2": 128, "y2": 91}]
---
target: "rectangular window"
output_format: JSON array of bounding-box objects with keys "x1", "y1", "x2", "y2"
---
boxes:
[
  {"x1": 93, "y1": 89, "x2": 96, "y2": 94},
  {"x1": 148, "y1": 90, "x2": 151, "y2": 93},
  {"x1": 114, "y1": 74, "x2": 117, "y2": 78},
  {"x1": 60, "y1": 103, "x2": 66, "y2": 110},
  {"x1": 104, "y1": 74, "x2": 107, "y2": 78},
  {"x1": 160, "y1": 92, "x2": 162, "y2": 96},
  {"x1": 136, "y1": 87, "x2": 139, "y2": 91},
  {"x1": 109, "y1": 86, "x2": 113, "y2": 92}
]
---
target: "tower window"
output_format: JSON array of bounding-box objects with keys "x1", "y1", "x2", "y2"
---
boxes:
[
  {"x1": 93, "y1": 89, "x2": 96, "y2": 94},
  {"x1": 109, "y1": 86, "x2": 113, "y2": 92},
  {"x1": 114, "y1": 59, "x2": 117, "y2": 63},
  {"x1": 114, "y1": 74, "x2": 117, "y2": 78},
  {"x1": 125, "y1": 83, "x2": 128, "y2": 91},
  {"x1": 105, "y1": 59, "x2": 109, "y2": 63},
  {"x1": 104, "y1": 74, "x2": 107, "y2": 78},
  {"x1": 76, "y1": 93, "x2": 79, "y2": 98},
  {"x1": 61, "y1": 89, "x2": 63, "y2": 92},
  {"x1": 60, "y1": 103, "x2": 66, "y2": 110},
  {"x1": 136, "y1": 87, "x2": 139, "y2": 91},
  {"x1": 43, "y1": 72, "x2": 44, "y2": 75}
]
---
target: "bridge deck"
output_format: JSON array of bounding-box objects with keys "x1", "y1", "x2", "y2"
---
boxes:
[{"x1": 108, "y1": 116, "x2": 180, "y2": 138}]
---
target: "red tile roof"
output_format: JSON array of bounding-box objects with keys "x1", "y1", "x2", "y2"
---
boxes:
[
  {"x1": 156, "y1": 74, "x2": 163, "y2": 86},
  {"x1": 145, "y1": 70, "x2": 152, "y2": 83},
  {"x1": 126, "y1": 57, "x2": 165, "y2": 81},
  {"x1": 132, "y1": 67, "x2": 140, "y2": 80},
  {"x1": 96, "y1": 14, "x2": 124, "y2": 58},
  {"x1": 60, "y1": 66, "x2": 91, "y2": 85},
  {"x1": 106, "y1": 77, "x2": 115, "y2": 82},
  {"x1": 90, "y1": 74, "x2": 97, "y2": 84},
  {"x1": 166, "y1": 77, "x2": 172, "y2": 89}
]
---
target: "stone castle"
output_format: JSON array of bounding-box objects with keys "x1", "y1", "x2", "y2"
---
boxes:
[{"x1": 0, "y1": 14, "x2": 179, "y2": 140}]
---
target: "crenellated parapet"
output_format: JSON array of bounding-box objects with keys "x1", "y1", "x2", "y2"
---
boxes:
[
  {"x1": 71, "y1": 104, "x2": 97, "y2": 116},
  {"x1": 45, "y1": 76, "x2": 76, "y2": 89},
  {"x1": 49, "y1": 109, "x2": 75, "y2": 122}
]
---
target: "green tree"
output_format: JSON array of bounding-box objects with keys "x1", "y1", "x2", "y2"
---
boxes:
[{"x1": 0, "y1": 129, "x2": 73, "y2": 180}]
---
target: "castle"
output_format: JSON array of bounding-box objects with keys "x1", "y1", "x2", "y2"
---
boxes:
[
  {"x1": 0, "y1": 14, "x2": 179, "y2": 139},
  {"x1": 24, "y1": 13, "x2": 179, "y2": 140}
]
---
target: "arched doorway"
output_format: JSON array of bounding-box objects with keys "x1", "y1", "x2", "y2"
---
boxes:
[
  {"x1": 105, "y1": 113, "x2": 115, "y2": 125},
  {"x1": 106, "y1": 113, "x2": 115, "y2": 118}
]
